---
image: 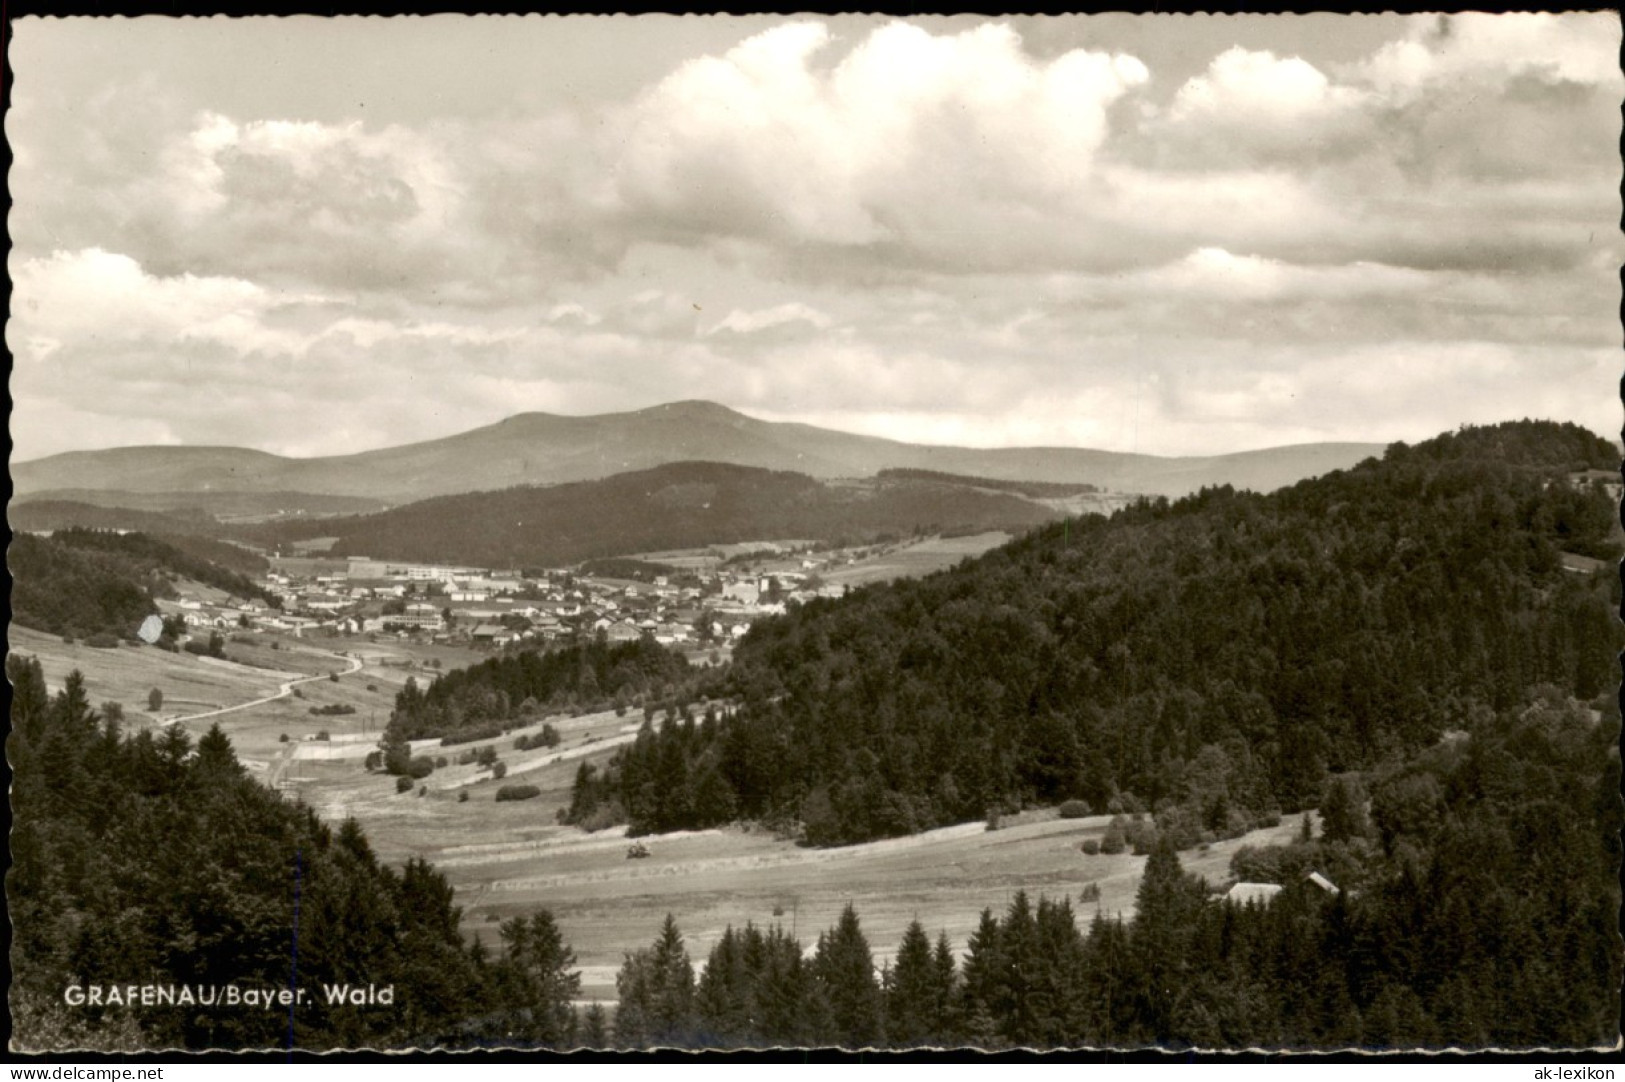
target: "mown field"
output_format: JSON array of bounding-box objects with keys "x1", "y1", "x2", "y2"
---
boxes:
[
  {"x1": 11, "y1": 624, "x2": 292, "y2": 726},
  {"x1": 287, "y1": 707, "x2": 1306, "y2": 1005},
  {"x1": 820, "y1": 531, "x2": 1012, "y2": 588},
  {"x1": 16, "y1": 620, "x2": 1305, "y2": 1008}
]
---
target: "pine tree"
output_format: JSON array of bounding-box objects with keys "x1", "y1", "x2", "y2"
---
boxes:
[
  {"x1": 885, "y1": 920, "x2": 937, "y2": 1047},
  {"x1": 1131, "y1": 836, "x2": 1207, "y2": 1043},
  {"x1": 994, "y1": 890, "x2": 1043, "y2": 1046},
  {"x1": 931, "y1": 932, "x2": 962, "y2": 1044},
  {"x1": 495, "y1": 910, "x2": 581, "y2": 1046},
  {"x1": 813, "y1": 903, "x2": 883, "y2": 1048},
  {"x1": 959, "y1": 907, "x2": 1004, "y2": 1047},
  {"x1": 696, "y1": 925, "x2": 751, "y2": 1046},
  {"x1": 580, "y1": 1003, "x2": 609, "y2": 1048},
  {"x1": 194, "y1": 724, "x2": 241, "y2": 779},
  {"x1": 614, "y1": 914, "x2": 697, "y2": 1048}
]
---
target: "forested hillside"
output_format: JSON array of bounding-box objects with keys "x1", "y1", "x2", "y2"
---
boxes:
[
  {"x1": 568, "y1": 421, "x2": 1620, "y2": 844},
  {"x1": 9, "y1": 529, "x2": 277, "y2": 641},
  {"x1": 613, "y1": 687, "x2": 1619, "y2": 1048},
  {"x1": 245, "y1": 461, "x2": 1058, "y2": 567},
  {"x1": 7, "y1": 657, "x2": 587, "y2": 1051},
  {"x1": 9, "y1": 499, "x2": 223, "y2": 538}
]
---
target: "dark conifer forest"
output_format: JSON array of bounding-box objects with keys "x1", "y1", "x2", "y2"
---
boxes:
[
  {"x1": 382, "y1": 636, "x2": 698, "y2": 746},
  {"x1": 568, "y1": 421, "x2": 1620, "y2": 845},
  {"x1": 606, "y1": 676, "x2": 1621, "y2": 1052},
  {"x1": 8, "y1": 656, "x2": 583, "y2": 1051},
  {"x1": 243, "y1": 460, "x2": 1058, "y2": 569}
]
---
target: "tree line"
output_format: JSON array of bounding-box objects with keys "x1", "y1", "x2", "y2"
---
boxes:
[{"x1": 381, "y1": 634, "x2": 699, "y2": 746}]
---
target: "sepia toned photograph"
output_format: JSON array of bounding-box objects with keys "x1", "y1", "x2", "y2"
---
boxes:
[{"x1": 6, "y1": 12, "x2": 1622, "y2": 1055}]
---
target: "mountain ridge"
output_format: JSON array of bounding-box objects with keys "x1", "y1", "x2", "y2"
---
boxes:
[{"x1": 13, "y1": 400, "x2": 1383, "y2": 503}]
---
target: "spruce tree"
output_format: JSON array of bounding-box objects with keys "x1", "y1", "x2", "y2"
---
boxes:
[
  {"x1": 614, "y1": 914, "x2": 697, "y2": 1047},
  {"x1": 495, "y1": 910, "x2": 581, "y2": 1047},
  {"x1": 885, "y1": 920, "x2": 937, "y2": 1047},
  {"x1": 812, "y1": 904, "x2": 883, "y2": 1048}
]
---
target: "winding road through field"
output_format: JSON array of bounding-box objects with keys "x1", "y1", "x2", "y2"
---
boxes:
[
  {"x1": 168, "y1": 649, "x2": 365, "y2": 724},
  {"x1": 166, "y1": 647, "x2": 367, "y2": 790}
]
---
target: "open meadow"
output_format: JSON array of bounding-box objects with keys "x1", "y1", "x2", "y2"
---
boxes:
[
  {"x1": 14, "y1": 620, "x2": 1305, "y2": 1008},
  {"x1": 288, "y1": 715, "x2": 1306, "y2": 1004},
  {"x1": 820, "y1": 531, "x2": 1012, "y2": 588}
]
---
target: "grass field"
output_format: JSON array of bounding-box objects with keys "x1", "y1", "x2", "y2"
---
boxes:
[
  {"x1": 15, "y1": 620, "x2": 1303, "y2": 1007},
  {"x1": 285, "y1": 708, "x2": 1306, "y2": 1004},
  {"x1": 11, "y1": 625, "x2": 293, "y2": 727},
  {"x1": 821, "y1": 532, "x2": 1013, "y2": 588}
]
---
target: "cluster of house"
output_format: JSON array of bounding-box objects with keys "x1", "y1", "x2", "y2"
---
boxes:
[{"x1": 187, "y1": 552, "x2": 849, "y2": 652}]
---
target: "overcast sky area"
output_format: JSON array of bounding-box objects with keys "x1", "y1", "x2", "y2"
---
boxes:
[{"x1": 8, "y1": 14, "x2": 1622, "y2": 462}]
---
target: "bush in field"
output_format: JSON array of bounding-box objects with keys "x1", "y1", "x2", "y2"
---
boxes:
[
  {"x1": 1153, "y1": 803, "x2": 1203, "y2": 852},
  {"x1": 440, "y1": 723, "x2": 506, "y2": 747},
  {"x1": 1059, "y1": 800, "x2": 1091, "y2": 819},
  {"x1": 395, "y1": 776, "x2": 414, "y2": 794},
  {"x1": 458, "y1": 790, "x2": 469, "y2": 803},
  {"x1": 492, "y1": 761, "x2": 507, "y2": 780},
  {"x1": 148, "y1": 688, "x2": 163, "y2": 712},
  {"x1": 578, "y1": 802, "x2": 625, "y2": 832},
  {"x1": 435, "y1": 756, "x2": 448, "y2": 769},
  {"x1": 1129, "y1": 821, "x2": 1161, "y2": 856},
  {"x1": 495, "y1": 784, "x2": 541, "y2": 802},
  {"x1": 407, "y1": 756, "x2": 435, "y2": 779},
  {"x1": 364, "y1": 750, "x2": 381, "y2": 770},
  {"x1": 515, "y1": 724, "x2": 562, "y2": 752},
  {"x1": 1080, "y1": 839, "x2": 1101, "y2": 855},
  {"x1": 1100, "y1": 816, "x2": 1127, "y2": 855},
  {"x1": 85, "y1": 633, "x2": 121, "y2": 649}
]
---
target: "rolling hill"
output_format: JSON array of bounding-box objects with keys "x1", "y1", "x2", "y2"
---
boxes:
[
  {"x1": 245, "y1": 460, "x2": 1062, "y2": 568},
  {"x1": 570, "y1": 419, "x2": 1622, "y2": 845},
  {"x1": 8, "y1": 528, "x2": 278, "y2": 641},
  {"x1": 12, "y1": 400, "x2": 1381, "y2": 504}
]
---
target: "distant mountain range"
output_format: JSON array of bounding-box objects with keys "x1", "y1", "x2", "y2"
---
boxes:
[{"x1": 12, "y1": 400, "x2": 1382, "y2": 507}]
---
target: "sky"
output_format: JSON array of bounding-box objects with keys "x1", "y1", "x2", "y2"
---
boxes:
[{"x1": 8, "y1": 13, "x2": 1622, "y2": 462}]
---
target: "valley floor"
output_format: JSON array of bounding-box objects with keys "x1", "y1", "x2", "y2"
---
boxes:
[{"x1": 13, "y1": 623, "x2": 1304, "y2": 1007}]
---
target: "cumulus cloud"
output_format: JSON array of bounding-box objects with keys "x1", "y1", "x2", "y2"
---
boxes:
[
  {"x1": 602, "y1": 20, "x2": 1150, "y2": 270},
  {"x1": 6, "y1": 15, "x2": 1618, "y2": 462},
  {"x1": 9, "y1": 248, "x2": 323, "y2": 359}
]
